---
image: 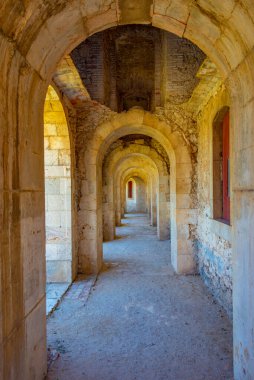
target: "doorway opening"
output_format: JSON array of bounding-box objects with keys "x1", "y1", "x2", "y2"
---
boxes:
[{"x1": 44, "y1": 85, "x2": 72, "y2": 315}]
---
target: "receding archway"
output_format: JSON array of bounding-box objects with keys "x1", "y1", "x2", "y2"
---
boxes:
[{"x1": 1, "y1": 2, "x2": 254, "y2": 378}]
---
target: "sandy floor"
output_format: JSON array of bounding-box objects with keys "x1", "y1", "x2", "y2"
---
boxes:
[{"x1": 47, "y1": 213, "x2": 233, "y2": 380}]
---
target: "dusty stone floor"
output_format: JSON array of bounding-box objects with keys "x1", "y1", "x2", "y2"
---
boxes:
[
  {"x1": 47, "y1": 214, "x2": 233, "y2": 380},
  {"x1": 46, "y1": 283, "x2": 71, "y2": 316}
]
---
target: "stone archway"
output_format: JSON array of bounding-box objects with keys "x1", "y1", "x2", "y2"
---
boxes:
[
  {"x1": 122, "y1": 172, "x2": 151, "y2": 217},
  {"x1": 1, "y1": 2, "x2": 254, "y2": 378},
  {"x1": 103, "y1": 156, "x2": 157, "y2": 241},
  {"x1": 80, "y1": 110, "x2": 193, "y2": 278},
  {"x1": 119, "y1": 168, "x2": 156, "y2": 227},
  {"x1": 118, "y1": 168, "x2": 153, "y2": 226},
  {"x1": 102, "y1": 141, "x2": 170, "y2": 242},
  {"x1": 110, "y1": 154, "x2": 169, "y2": 240}
]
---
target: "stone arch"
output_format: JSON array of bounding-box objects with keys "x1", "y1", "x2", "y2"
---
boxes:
[
  {"x1": 104, "y1": 154, "x2": 157, "y2": 240},
  {"x1": 111, "y1": 155, "x2": 161, "y2": 239},
  {"x1": 124, "y1": 176, "x2": 147, "y2": 213},
  {"x1": 117, "y1": 157, "x2": 170, "y2": 240},
  {"x1": 123, "y1": 172, "x2": 150, "y2": 215},
  {"x1": 82, "y1": 109, "x2": 193, "y2": 277},
  {"x1": 1, "y1": 2, "x2": 254, "y2": 378},
  {"x1": 118, "y1": 167, "x2": 155, "y2": 227},
  {"x1": 102, "y1": 146, "x2": 170, "y2": 242}
]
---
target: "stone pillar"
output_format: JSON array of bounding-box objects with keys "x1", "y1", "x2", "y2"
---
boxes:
[
  {"x1": 231, "y1": 80, "x2": 254, "y2": 379},
  {"x1": 102, "y1": 181, "x2": 115, "y2": 241},
  {"x1": 151, "y1": 184, "x2": 157, "y2": 226},
  {"x1": 157, "y1": 176, "x2": 170, "y2": 240},
  {"x1": 171, "y1": 174, "x2": 197, "y2": 275}
]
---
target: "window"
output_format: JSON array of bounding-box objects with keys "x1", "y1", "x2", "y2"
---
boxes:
[
  {"x1": 213, "y1": 108, "x2": 230, "y2": 224},
  {"x1": 128, "y1": 180, "x2": 133, "y2": 199}
]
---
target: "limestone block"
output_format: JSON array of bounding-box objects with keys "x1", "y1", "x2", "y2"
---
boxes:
[
  {"x1": 60, "y1": 211, "x2": 72, "y2": 229},
  {"x1": 154, "y1": 0, "x2": 190, "y2": 22},
  {"x1": 45, "y1": 150, "x2": 58, "y2": 166},
  {"x1": 44, "y1": 111, "x2": 66, "y2": 124},
  {"x1": 233, "y1": 191, "x2": 254, "y2": 379},
  {"x1": 209, "y1": 218, "x2": 232, "y2": 242},
  {"x1": 112, "y1": 109, "x2": 144, "y2": 128},
  {"x1": 215, "y1": 26, "x2": 246, "y2": 71},
  {"x1": 174, "y1": 146, "x2": 191, "y2": 164},
  {"x1": 47, "y1": 195, "x2": 71, "y2": 212},
  {"x1": 118, "y1": 0, "x2": 152, "y2": 24},
  {"x1": 46, "y1": 241, "x2": 72, "y2": 260},
  {"x1": 45, "y1": 178, "x2": 60, "y2": 195},
  {"x1": 44, "y1": 124, "x2": 57, "y2": 136},
  {"x1": 86, "y1": 165, "x2": 97, "y2": 182},
  {"x1": 46, "y1": 260, "x2": 72, "y2": 283},
  {"x1": 230, "y1": 3, "x2": 254, "y2": 51},
  {"x1": 85, "y1": 149, "x2": 97, "y2": 165},
  {"x1": 44, "y1": 137, "x2": 49, "y2": 149},
  {"x1": 176, "y1": 178, "x2": 192, "y2": 194},
  {"x1": 196, "y1": 0, "x2": 235, "y2": 20},
  {"x1": 45, "y1": 166, "x2": 66, "y2": 177},
  {"x1": 176, "y1": 209, "x2": 197, "y2": 224},
  {"x1": 186, "y1": 5, "x2": 221, "y2": 44},
  {"x1": 25, "y1": 298, "x2": 47, "y2": 380},
  {"x1": 56, "y1": 124, "x2": 69, "y2": 136},
  {"x1": 230, "y1": 52, "x2": 254, "y2": 106},
  {"x1": 60, "y1": 178, "x2": 71, "y2": 195},
  {"x1": 27, "y1": 5, "x2": 84, "y2": 78},
  {"x1": 81, "y1": 0, "x2": 116, "y2": 18},
  {"x1": 175, "y1": 254, "x2": 197, "y2": 274},
  {"x1": 21, "y1": 191, "x2": 45, "y2": 315},
  {"x1": 234, "y1": 100, "x2": 254, "y2": 154},
  {"x1": 176, "y1": 194, "x2": 192, "y2": 209},
  {"x1": 177, "y1": 223, "x2": 190, "y2": 239},
  {"x1": 26, "y1": 23, "x2": 55, "y2": 78},
  {"x1": 58, "y1": 149, "x2": 71, "y2": 165},
  {"x1": 85, "y1": 8, "x2": 117, "y2": 36},
  {"x1": 176, "y1": 163, "x2": 192, "y2": 178},
  {"x1": 20, "y1": 150, "x2": 44, "y2": 191},
  {"x1": 46, "y1": 211, "x2": 61, "y2": 228},
  {"x1": 49, "y1": 136, "x2": 70, "y2": 150},
  {"x1": 79, "y1": 209, "x2": 98, "y2": 226},
  {"x1": 235, "y1": 145, "x2": 254, "y2": 189}
]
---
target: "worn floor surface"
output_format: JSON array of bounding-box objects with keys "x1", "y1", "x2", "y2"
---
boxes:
[
  {"x1": 46, "y1": 283, "x2": 70, "y2": 316},
  {"x1": 47, "y1": 213, "x2": 233, "y2": 380}
]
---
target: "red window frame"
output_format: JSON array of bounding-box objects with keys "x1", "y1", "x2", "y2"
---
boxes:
[
  {"x1": 222, "y1": 111, "x2": 230, "y2": 222},
  {"x1": 128, "y1": 181, "x2": 133, "y2": 199}
]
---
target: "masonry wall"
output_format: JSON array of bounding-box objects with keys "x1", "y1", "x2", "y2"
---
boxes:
[
  {"x1": 197, "y1": 85, "x2": 232, "y2": 317},
  {"x1": 126, "y1": 177, "x2": 147, "y2": 213},
  {"x1": 44, "y1": 87, "x2": 72, "y2": 283}
]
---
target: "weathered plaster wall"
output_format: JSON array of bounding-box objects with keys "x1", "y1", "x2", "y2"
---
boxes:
[
  {"x1": 44, "y1": 86, "x2": 72, "y2": 283},
  {"x1": 197, "y1": 85, "x2": 232, "y2": 317}
]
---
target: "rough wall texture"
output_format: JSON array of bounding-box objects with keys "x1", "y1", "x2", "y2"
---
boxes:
[
  {"x1": 197, "y1": 84, "x2": 232, "y2": 317},
  {"x1": 71, "y1": 25, "x2": 205, "y2": 112}
]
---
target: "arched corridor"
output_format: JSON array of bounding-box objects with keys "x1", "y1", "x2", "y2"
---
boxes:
[
  {"x1": 1, "y1": 2, "x2": 254, "y2": 379},
  {"x1": 47, "y1": 213, "x2": 232, "y2": 380}
]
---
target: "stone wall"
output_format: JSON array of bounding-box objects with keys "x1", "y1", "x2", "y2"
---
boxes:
[
  {"x1": 44, "y1": 86, "x2": 72, "y2": 283},
  {"x1": 126, "y1": 177, "x2": 147, "y2": 213},
  {"x1": 197, "y1": 85, "x2": 232, "y2": 317}
]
